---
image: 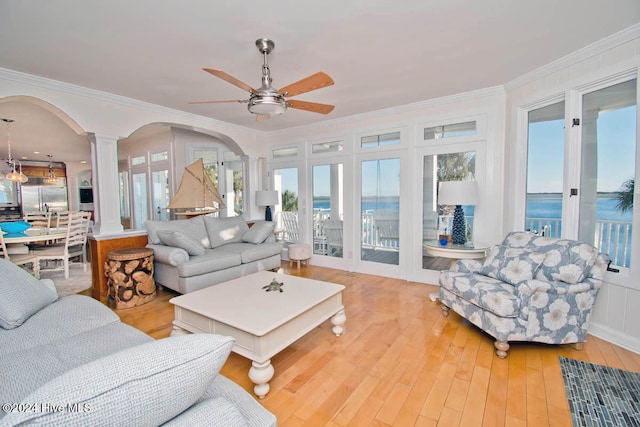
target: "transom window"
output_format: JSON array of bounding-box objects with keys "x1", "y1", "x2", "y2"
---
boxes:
[
  {"x1": 424, "y1": 121, "x2": 476, "y2": 140},
  {"x1": 361, "y1": 131, "x2": 400, "y2": 148}
]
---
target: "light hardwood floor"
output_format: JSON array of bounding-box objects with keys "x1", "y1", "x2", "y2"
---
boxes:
[{"x1": 102, "y1": 263, "x2": 640, "y2": 426}]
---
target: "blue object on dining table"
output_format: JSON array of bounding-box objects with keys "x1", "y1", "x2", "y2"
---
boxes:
[
  {"x1": 0, "y1": 221, "x2": 31, "y2": 234},
  {"x1": 4, "y1": 232, "x2": 28, "y2": 238},
  {"x1": 439, "y1": 237, "x2": 448, "y2": 246}
]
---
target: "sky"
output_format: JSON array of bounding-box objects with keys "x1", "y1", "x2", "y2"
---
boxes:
[{"x1": 528, "y1": 104, "x2": 636, "y2": 194}]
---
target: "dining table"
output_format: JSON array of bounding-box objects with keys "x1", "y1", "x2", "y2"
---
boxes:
[{"x1": 4, "y1": 228, "x2": 67, "y2": 254}]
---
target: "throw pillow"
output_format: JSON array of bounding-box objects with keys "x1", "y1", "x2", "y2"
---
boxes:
[
  {"x1": 204, "y1": 216, "x2": 250, "y2": 248},
  {"x1": 534, "y1": 241, "x2": 600, "y2": 284},
  {"x1": 0, "y1": 258, "x2": 58, "y2": 330},
  {"x1": 157, "y1": 230, "x2": 206, "y2": 256},
  {"x1": 2, "y1": 334, "x2": 235, "y2": 426},
  {"x1": 145, "y1": 216, "x2": 210, "y2": 248},
  {"x1": 242, "y1": 221, "x2": 276, "y2": 244},
  {"x1": 478, "y1": 246, "x2": 546, "y2": 286}
]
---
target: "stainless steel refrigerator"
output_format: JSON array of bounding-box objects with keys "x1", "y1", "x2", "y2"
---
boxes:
[{"x1": 20, "y1": 177, "x2": 68, "y2": 213}]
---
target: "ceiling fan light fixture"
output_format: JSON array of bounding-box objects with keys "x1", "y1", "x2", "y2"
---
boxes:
[{"x1": 247, "y1": 95, "x2": 287, "y2": 116}]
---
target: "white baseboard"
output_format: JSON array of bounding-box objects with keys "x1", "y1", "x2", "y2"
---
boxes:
[{"x1": 588, "y1": 322, "x2": 640, "y2": 355}]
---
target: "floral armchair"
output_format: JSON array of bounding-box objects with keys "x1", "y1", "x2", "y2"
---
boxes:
[{"x1": 439, "y1": 232, "x2": 609, "y2": 358}]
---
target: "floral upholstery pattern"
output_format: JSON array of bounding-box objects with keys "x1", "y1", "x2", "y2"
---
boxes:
[{"x1": 439, "y1": 232, "x2": 609, "y2": 358}]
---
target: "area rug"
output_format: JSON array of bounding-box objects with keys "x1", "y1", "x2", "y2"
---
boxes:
[
  {"x1": 40, "y1": 266, "x2": 92, "y2": 297},
  {"x1": 559, "y1": 356, "x2": 640, "y2": 427}
]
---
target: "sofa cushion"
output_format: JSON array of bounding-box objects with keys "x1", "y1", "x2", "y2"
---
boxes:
[
  {"x1": 0, "y1": 258, "x2": 58, "y2": 330},
  {"x1": 145, "y1": 216, "x2": 210, "y2": 248},
  {"x1": 0, "y1": 321, "x2": 152, "y2": 409},
  {"x1": 0, "y1": 295, "x2": 120, "y2": 356},
  {"x1": 163, "y1": 397, "x2": 248, "y2": 427},
  {"x1": 157, "y1": 230, "x2": 206, "y2": 256},
  {"x1": 178, "y1": 249, "x2": 242, "y2": 277},
  {"x1": 233, "y1": 242, "x2": 282, "y2": 264},
  {"x1": 2, "y1": 334, "x2": 235, "y2": 426},
  {"x1": 242, "y1": 221, "x2": 276, "y2": 244},
  {"x1": 478, "y1": 245, "x2": 546, "y2": 285},
  {"x1": 440, "y1": 270, "x2": 521, "y2": 317},
  {"x1": 204, "y1": 216, "x2": 249, "y2": 248}
]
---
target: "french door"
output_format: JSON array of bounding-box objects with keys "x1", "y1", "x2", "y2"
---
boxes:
[
  {"x1": 525, "y1": 76, "x2": 638, "y2": 284},
  {"x1": 415, "y1": 143, "x2": 479, "y2": 283},
  {"x1": 356, "y1": 150, "x2": 407, "y2": 279}
]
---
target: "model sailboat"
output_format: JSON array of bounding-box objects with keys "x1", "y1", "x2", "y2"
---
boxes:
[{"x1": 168, "y1": 158, "x2": 224, "y2": 216}]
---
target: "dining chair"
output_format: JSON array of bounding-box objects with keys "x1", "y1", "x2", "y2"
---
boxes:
[
  {"x1": 54, "y1": 210, "x2": 74, "y2": 229},
  {"x1": 24, "y1": 211, "x2": 52, "y2": 231},
  {"x1": 0, "y1": 231, "x2": 38, "y2": 277},
  {"x1": 33, "y1": 211, "x2": 91, "y2": 279}
]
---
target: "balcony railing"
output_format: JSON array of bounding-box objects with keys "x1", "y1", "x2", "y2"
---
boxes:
[
  {"x1": 313, "y1": 211, "x2": 633, "y2": 268},
  {"x1": 526, "y1": 217, "x2": 632, "y2": 268}
]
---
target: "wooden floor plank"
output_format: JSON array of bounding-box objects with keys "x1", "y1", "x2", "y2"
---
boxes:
[{"x1": 96, "y1": 262, "x2": 640, "y2": 426}]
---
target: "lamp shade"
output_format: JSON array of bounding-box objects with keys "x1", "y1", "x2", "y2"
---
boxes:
[
  {"x1": 438, "y1": 181, "x2": 479, "y2": 206},
  {"x1": 255, "y1": 190, "x2": 279, "y2": 207}
]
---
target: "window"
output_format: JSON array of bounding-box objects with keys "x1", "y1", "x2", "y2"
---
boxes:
[
  {"x1": 312, "y1": 140, "x2": 343, "y2": 154},
  {"x1": 272, "y1": 146, "x2": 298, "y2": 159},
  {"x1": 361, "y1": 131, "x2": 401, "y2": 148},
  {"x1": 151, "y1": 169, "x2": 170, "y2": 221},
  {"x1": 578, "y1": 80, "x2": 636, "y2": 269},
  {"x1": 313, "y1": 164, "x2": 343, "y2": 257},
  {"x1": 224, "y1": 151, "x2": 244, "y2": 216},
  {"x1": 119, "y1": 171, "x2": 130, "y2": 218},
  {"x1": 151, "y1": 151, "x2": 168, "y2": 162},
  {"x1": 424, "y1": 121, "x2": 476, "y2": 140},
  {"x1": 361, "y1": 157, "x2": 400, "y2": 265},
  {"x1": 131, "y1": 155, "x2": 145, "y2": 166},
  {"x1": 132, "y1": 172, "x2": 148, "y2": 229},
  {"x1": 526, "y1": 101, "x2": 565, "y2": 237},
  {"x1": 194, "y1": 149, "x2": 219, "y2": 190},
  {"x1": 419, "y1": 149, "x2": 477, "y2": 273},
  {"x1": 273, "y1": 167, "x2": 299, "y2": 243}
]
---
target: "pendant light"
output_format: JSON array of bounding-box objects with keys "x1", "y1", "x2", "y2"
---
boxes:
[
  {"x1": 1, "y1": 118, "x2": 28, "y2": 184},
  {"x1": 43, "y1": 154, "x2": 57, "y2": 184}
]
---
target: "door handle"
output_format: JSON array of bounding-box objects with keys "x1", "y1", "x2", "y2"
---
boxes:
[{"x1": 607, "y1": 261, "x2": 620, "y2": 273}]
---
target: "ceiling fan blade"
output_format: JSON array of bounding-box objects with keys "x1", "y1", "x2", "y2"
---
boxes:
[
  {"x1": 278, "y1": 72, "x2": 334, "y2": 97},
  {"x1": 287, "y1": 99, "x2": 335, "y2": 115},
  {"x1": 188, "y1": 100, "x2": 247, "y2": 105},
  {"x1": 203, "y1": 68, "x2": 258, "y2": 94}
]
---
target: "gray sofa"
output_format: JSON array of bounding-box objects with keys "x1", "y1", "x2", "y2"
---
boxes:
[
  {"x1": 145, "y1": 216, "x2": 282, "y2": 294},
  {"x1": 0, "y1": 258, "x2": 277, "y2": 426}
]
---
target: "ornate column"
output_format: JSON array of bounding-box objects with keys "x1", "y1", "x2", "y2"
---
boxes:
[{"x1": 89, "y1": 133, "x2": 124, "y2": 235}]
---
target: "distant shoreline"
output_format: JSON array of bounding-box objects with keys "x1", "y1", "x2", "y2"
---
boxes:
[{"x1": 527, "y1": 192, "x2": 621, "y2": 199}]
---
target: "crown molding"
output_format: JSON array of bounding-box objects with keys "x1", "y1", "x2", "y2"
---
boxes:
[
  {"x1": 505, "y1": 23, "x2": 640, "y2": 91},
  {"x1": 0, "y1": 67, "x2": 259, "y2": 135}
]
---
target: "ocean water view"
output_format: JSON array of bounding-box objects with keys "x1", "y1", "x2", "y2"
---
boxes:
[{"x1": 313, "y1": 193, "x2": 633, "y2": 267}]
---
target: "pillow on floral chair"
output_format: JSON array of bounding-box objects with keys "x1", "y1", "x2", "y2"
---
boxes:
[{"x1": 478, "y1": 245, "x2": 546, "y2": 285}]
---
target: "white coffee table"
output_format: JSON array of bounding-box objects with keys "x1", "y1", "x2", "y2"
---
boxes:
[{"x1": 170, "y1": 270, "x2": 346, "y2": 398}]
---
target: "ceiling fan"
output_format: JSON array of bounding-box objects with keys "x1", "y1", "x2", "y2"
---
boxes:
[{"x1": 190, "y1": 38, "x2": 335, "y2": 120}]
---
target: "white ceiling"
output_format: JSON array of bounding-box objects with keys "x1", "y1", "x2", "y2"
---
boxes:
[{"x1": 0, "y1": 0, "x2": 638, "y2": 163}]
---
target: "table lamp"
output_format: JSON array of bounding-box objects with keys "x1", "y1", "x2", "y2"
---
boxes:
[
  {"x1": 255, "y1": 190, "x2": 279, "y2": 221},
  {"x1": 438, "y1": 181, "x2": 479, "y2": 245}
]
